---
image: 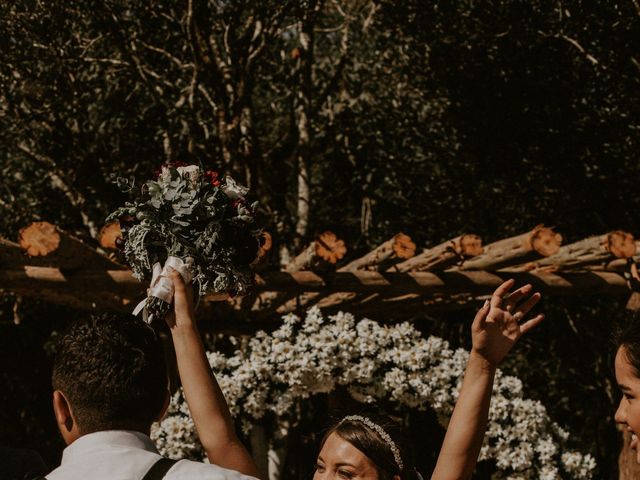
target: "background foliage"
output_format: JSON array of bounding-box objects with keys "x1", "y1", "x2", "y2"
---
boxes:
[{"x1": 0, "y1": 0, "x2": 639, "y2": 478}]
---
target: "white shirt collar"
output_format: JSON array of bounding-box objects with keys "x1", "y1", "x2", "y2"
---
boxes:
[{"x1": 61, "y1": 430, "x2": 159, "y2": 464}]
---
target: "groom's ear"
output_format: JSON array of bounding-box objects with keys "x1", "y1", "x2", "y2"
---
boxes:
[{"x1": 53, "y1": 390, "x2": 81, "y2": 445}]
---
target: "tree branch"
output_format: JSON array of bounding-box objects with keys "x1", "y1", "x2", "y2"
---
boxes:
[{"x1": 16, "y1": 143, "x2": 99, "y2": 238}]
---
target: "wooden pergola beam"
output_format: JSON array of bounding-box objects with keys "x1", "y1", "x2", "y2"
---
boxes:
[
  {"x1": 341, "y1": 233, "x2": 416, "y2": 272},
  {"x1": 285, "y1": 231, "x2": 347, "y2": 272},
  {"x1": 0, "y1": 238, "x2": 30, "y2": 267},
  {"x1": 19, "y1": 222, "x2": 125, "y2": 270},
  {"x1": 253, "y1": 270, "x2": 630, "y2": 296},
  {"x1": 390, "y1": 234, "x2": 483, "y2": 272},
  {"x1": 0, "y1": 268, "x2": 630, "y2": 311},
  {"x1": 0, "y1": 266, "x2": 144, "y2": 295},
  {"x1": 458, "y1": 225, "x2": 561, "y2": 271},
  {"x1": 515, "y1": 231, "x2": 635, "y2": 271}
]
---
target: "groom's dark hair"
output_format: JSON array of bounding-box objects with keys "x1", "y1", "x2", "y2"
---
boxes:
[{"x1": 52, "y1": 313, "x2": 167, "y2": 433}]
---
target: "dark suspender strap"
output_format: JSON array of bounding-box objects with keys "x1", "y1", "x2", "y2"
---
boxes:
[{"x1": 141, "y1": 458, "x2": 178, "y2": 480}]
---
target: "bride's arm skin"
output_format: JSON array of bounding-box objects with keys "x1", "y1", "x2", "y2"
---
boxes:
[
  {"x1": 167, "y1": 270, "x2": 261, "y2": 479},
  {"x1": 431, "y1": 279, "x2": 544, "y2": 480}
]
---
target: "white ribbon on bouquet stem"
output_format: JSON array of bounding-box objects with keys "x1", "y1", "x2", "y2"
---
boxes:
[{"x1": 132, "y1": 256, "x2": 194, "y2": 323}]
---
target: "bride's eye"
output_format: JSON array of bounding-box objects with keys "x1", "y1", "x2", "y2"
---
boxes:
[
  {"x1": 338, "y1": 469, "x2": 354, "y2": 479},
  {"x1": 315, "y1": 463, "x2": 326, "y2": 473}
]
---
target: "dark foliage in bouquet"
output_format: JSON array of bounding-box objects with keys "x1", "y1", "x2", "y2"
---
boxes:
[{"x1": 108, "y1": 163, "x2": 261, "y2": 321}]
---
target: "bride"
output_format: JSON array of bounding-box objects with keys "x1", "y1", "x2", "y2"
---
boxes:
[{"x1": 164, "y1": 270, "x2": 543, "y2": 480}]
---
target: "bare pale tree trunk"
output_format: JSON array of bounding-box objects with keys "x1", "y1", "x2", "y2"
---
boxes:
[
  {"x1": 293, "y1": 1, "x2": 321, "y2": 247},
  {"x1": 268, "y1": 446, "x2": 287, "y2": 480}
]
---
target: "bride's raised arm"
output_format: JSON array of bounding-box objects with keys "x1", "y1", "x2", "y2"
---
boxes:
[
  {"x1": 431, "y1": 279, "x2": 544, "y2": 480},
  {"x1": 167, "y1": 269, "x2": 261, "y2": 479}
]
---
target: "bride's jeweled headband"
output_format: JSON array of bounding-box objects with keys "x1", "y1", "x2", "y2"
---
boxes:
[{"x1": 340, "y1": 415, "x2": 404, "y2": 471}]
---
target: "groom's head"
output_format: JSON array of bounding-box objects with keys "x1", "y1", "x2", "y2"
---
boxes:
[{"x1": 52, "y1": 314, "x2": 168, "y2": 443}]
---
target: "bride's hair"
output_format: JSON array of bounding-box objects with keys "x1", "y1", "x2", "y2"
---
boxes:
[
  {"x1": 615, "y1": 319, "x2": 640, "y2": 374},
  {"x1": 320, "y1": 414, "x2": 418, "y2": 480}
]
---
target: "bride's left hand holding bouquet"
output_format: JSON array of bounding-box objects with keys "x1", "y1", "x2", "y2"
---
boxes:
[{"x1": 107, "y1": 163, "x2": 262, "y2": 323}]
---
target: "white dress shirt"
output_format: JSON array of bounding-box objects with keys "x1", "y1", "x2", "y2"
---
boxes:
[{"x1": 46, "y1": 430, "x2": 259, "y2": 480}]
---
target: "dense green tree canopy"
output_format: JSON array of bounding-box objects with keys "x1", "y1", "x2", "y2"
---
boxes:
[{"x1": 0, "y1": 1, "x2": 638, "y2": 477}]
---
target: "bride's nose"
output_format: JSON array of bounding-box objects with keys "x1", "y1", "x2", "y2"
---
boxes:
[{"x1": 615, "y1": 397, "x2": 628, "y2": 425}]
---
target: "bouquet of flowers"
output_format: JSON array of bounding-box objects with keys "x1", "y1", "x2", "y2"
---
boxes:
[{"x1": 108, "y1": 163, "x2": 261, "y2": 322}]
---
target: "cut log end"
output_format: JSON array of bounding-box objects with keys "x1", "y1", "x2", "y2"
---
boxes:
[
  {"x1": 393, "y1": 233, "x2": 416, "y2": 259},
  {"x1": 19, "y1": 221, "x2": 61, "y2": 256},
  {"x1": 98, "y1": 222, "x2": 123, "y2": 250},
  {"x1": 315, "y1": 231, "x2": 347, "y2": 264},
  {"x1": 459, "y1": 234, "x2": 483, "y2": 257},
  {"x1": 531, "y1": 226, "x2": 562, "y2": 257},
  {"x1": 606, "y1": 231, "x2": 636, "y2": 258}
]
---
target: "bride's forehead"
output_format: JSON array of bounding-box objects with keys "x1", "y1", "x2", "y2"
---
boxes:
[
  {"x1": 616, "y1": 347, "x2": 640, "y2": 380},
  {"x1": 320, "y1": 432, "x2": 368, "y2": 460}
]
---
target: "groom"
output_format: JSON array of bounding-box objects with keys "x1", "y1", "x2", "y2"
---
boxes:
[{"x1": 47, "y1": 310, "x2": 257, "y2": 480}]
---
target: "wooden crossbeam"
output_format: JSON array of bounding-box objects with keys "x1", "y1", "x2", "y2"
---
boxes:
[
  {"x1": 19, "y1": 222, "x2": 125, "y2": 270},
  {"x1": 253, "y1": 270, "x2": 629, "y2": 295},
  {"x1": 0, "y1": 238, "x2": 30, "y2": 267},
  {"x1": 0, "y1": 267, "x2": 143, "y2": 295},
  {"x1": 458, "y1": 225, "x2": 561, "y2": 271},
  {"x1": 390, "y1": 234, "x2": 483, "y2": 272},
  {"x1": 517, "y1": 231, "x2": 635, "y2": 271},
  {"x1": 0, "y1": 267, "x2": 630, "y2": 313},
  {"x1": 285, "y1": 231, "x2": 346, "y2": 272},
  {"x1": 341, "y1": 233, "x2": 416, "y2": 271}
]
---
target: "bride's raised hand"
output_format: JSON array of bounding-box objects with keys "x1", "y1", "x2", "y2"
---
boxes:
[{"x1": 471, "y1": 279, "x2": 545, "y2": 367}]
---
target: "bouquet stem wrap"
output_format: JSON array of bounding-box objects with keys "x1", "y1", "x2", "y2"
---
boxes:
[{"x1": 132, "y1": 256, "x2": 194, "y2": 323}]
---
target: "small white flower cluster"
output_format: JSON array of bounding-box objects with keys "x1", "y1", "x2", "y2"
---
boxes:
[{"x1": 152, "y1": 307, "x2": 596, "y2": 479}]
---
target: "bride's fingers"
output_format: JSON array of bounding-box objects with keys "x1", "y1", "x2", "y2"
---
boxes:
[
  {"x1": 519, "y1": 313, "x2": 545, "y2": 334},
  {"x1": 512, "y1": 292, "x2": 542, "y2": 317},
  {"x1": 473, "y1": 300, "x2": 491, "y2": 328},
  {"x1": 490, "y1": 279, "x2": 515, "y2": 308},
  {"x1": 502, "y1": 284, "x2": 533, "y2": 311}
]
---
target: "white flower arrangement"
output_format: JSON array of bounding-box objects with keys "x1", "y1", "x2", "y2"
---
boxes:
[{"x1": 152, "y1": 307, "x2": 596, "y2": 479}]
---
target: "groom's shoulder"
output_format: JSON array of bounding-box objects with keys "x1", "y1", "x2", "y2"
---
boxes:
[{"x1": 169, "y1": 460, "x2": 259, "y2": 480}]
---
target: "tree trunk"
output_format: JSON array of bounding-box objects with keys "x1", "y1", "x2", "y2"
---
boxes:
[
  {"x1": 293, "y1": 2, "x2": 320, "y2": 245},
  {"x1": 268, "y1": 446, "x2": 288, "y2": 480}
]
